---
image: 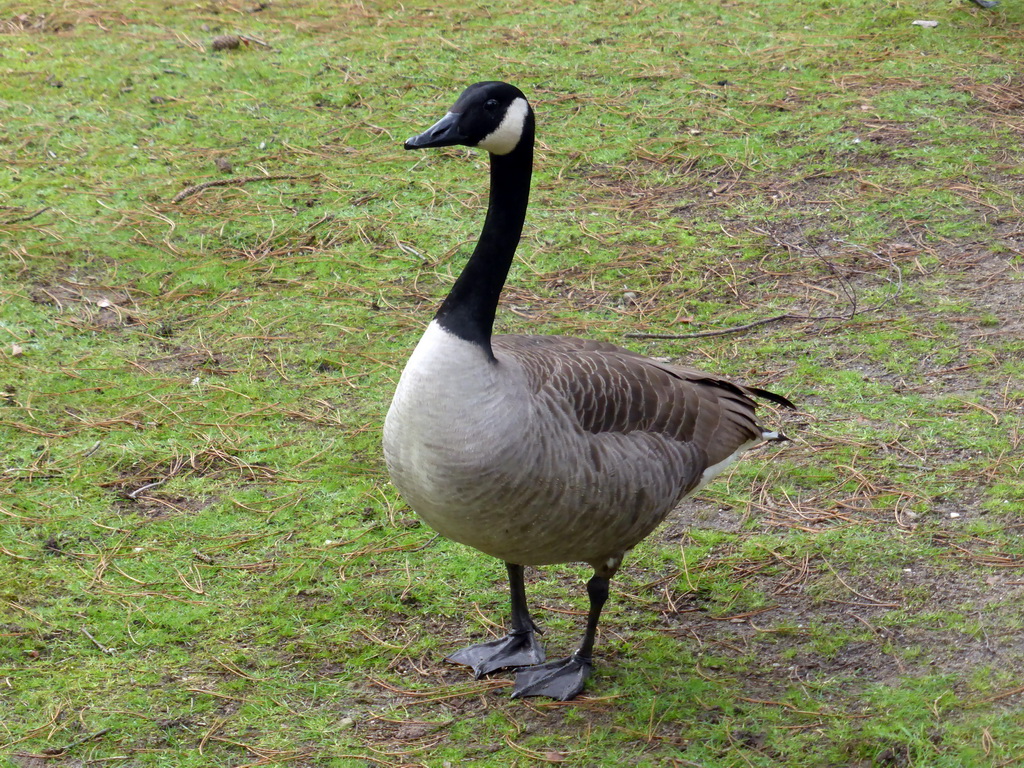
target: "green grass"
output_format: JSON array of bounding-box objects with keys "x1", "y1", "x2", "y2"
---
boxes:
[{"x1": 3, "y1": 0, "x2": 1024, "y2": 765}]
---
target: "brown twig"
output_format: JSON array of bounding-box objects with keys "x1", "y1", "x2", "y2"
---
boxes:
[
  {"x1": 171, "y1": 174, "x2": 316, "y2": 203},
  {"x1": 41, "y1": 727, "x2": 111, "y2": 756},
  {"x1": 238, "y1": 33, "x2": 273, "y2": 48},
  {"x1": 968, "y1": 683, "x2": 1024, "y2": 706},
  {"x1": 81, "y1": 627, "x2": 115, "y2": 654},
  {"x1": 2, "y1": 207, "x2": 51, "y2": 224},
  {"x1": 625, "y1": 314, "x2": 794, "y2": 340}
]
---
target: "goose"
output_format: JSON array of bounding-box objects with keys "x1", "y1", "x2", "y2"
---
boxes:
[{"x1": 383, "y1": 81, "x2": 792, "y2": 701}]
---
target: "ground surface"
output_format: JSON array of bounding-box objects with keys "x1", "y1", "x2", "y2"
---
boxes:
[{"x1": 2, "y1": 1, "x2": 1023, "y2": 766}]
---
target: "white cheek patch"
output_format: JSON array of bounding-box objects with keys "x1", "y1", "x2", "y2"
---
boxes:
[{"x1": 476, "y1": 97, "x2": 530, "y2": 155}]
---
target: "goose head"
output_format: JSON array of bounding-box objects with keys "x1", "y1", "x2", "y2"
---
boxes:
[{"x1": 405, "y1": 81, "x2": 533, "y2": 156}]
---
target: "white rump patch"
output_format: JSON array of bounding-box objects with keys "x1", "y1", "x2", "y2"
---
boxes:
[
  {"x1": 696, "y1": 430, "x2": 781, "y2": 491},
  {"x1": 695, "y1": 438, "x2": 758, "y2": 492},
  {"x1": 476, "y1": 97, "x2": 529, "y2": 155}
]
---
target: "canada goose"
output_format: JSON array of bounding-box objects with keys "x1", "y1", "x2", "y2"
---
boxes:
[{"x1": 383, "y1": 81, "x2": 792, "y2": 700}]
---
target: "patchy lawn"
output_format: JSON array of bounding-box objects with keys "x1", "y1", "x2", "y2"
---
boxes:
[{"x1": 2, "y1": 0, "x2": 1023, "y2": 766}]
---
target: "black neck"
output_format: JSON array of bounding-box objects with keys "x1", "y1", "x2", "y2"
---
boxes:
[{"x1": 434, "y1": 117, "x2": 534, "y2": 356}]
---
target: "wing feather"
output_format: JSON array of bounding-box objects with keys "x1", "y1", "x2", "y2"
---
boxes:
[{"x1": 492, "y1": 334, "x2": 788, "y2": 466}]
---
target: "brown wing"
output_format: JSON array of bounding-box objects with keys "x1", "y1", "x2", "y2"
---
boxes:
[{"x1": 492, "y1": 334, "x2": 789, "y2": 466}]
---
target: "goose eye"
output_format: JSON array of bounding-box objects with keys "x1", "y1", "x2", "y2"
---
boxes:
[{"x1": 484, "y1": 99, "x2": 500, "y2": 110}]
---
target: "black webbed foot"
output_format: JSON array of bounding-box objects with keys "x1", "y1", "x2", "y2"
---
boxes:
[
  {"x1": 511, "y1": 652, "x2": 593, "y2": 700},
  {"x1": 446, "y1": 629, "x2": 545, "y2": 678}
]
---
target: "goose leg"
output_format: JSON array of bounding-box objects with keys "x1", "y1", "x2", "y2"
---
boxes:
[
  {"x1": 512, "y1": 573, "x2": 610, "y2": 701},
  {"x1": 446, "y1": 562, "x2": 546, "y2": 677}
]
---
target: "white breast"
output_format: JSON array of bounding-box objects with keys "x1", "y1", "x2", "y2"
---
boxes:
[{"x1": 383, "y1": 321, "x2": 529, "y2": 529}]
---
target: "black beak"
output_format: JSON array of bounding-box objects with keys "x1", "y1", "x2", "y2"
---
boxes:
[{"x1": 404, "y1": 111, "x2": 467, "y2": 150}]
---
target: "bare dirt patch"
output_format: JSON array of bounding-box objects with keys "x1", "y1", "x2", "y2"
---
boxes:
[
  {"x1": 29, "y1": 275, "x2": 146, "y2": 330},
  {"x1": 135, "y1": 345, "x2": 232, "y2": 376},
  {"x1": 1, "y1": 13, "x2": 76, "y2": 34},
  {"x1": 114, "y1": 493, "x2": 216, "y2": 518},
  {"x1": 102, "y1": 448, "x2": 276, "y2": 497},
  {"x1": 944, "y1": 249, "x2": 1024, "y2": 339}
]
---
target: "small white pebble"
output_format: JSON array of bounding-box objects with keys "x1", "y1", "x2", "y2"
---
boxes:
[{"x1": 949, "y1": 512, "x2": 961, "y2": 518}]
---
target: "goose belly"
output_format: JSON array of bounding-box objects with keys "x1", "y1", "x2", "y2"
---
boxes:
[
  {"x1": 385, "y1": 347, "x2": 704, "y2": 565},
  {"x1": 462, "y1": 429, "x2": 706, "y2": 566},
  {"x1": 387, "y1": 415, "x2": 704, "y2": 566}
]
